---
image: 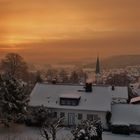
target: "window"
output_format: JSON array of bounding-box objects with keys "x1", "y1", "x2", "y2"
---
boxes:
[
  {"x1": 72, "y1": 101, "x2": 77, "y2": 106},
  {"x1": 61, "y1": 99, "x2": 66, "y2": 105},
  {"x1": 54, "y1": 112, "x2": 57, "y2": 118},
  {"x1": 50, "y1": 112, "x2": 57, "y2": 118},
  {"x1": 78, "y1": 113, "x2": 83, "y2": 120},
  {"x1": 87, "y1": 114, "x2": 93, "y2": 121},
  {"x1": 60, "y1": 112, "x2": 65, "y2": 118},
  {"x1": 93, "y1": 114, "x2": 99, "y2": 121},
  {"x1": 67, "y1": 100, "x2": 71, "y2": 105}
]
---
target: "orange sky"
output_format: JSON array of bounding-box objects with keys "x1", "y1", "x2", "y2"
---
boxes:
[{"x1": 0, "y1": 0, "x2": 140, "y2": 64}]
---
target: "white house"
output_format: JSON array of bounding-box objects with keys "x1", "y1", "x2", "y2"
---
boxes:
[
  {"x1": 30, "y1": 83, "x2": 111, "y2": 128},
  {"x1": 29, "y1": 83, "x2": 128, "y2": 129}
]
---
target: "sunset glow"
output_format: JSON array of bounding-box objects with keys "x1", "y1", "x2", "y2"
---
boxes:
[{"x1": 0, "y1": 0, "x2": 140, "y2": 64}]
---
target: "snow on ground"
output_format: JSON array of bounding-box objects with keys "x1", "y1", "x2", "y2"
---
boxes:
[
  {"x1": 103, "y1": 132, "x2": 140, "y2": 140},
  {"x1": 0, "y1": 125, "x2": 140, "y2": 140}
]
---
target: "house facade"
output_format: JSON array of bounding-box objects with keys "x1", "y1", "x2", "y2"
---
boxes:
[
  {"x1": 30, "y1": 83, "x2": 112, "y2": 129},
  {"x1": 29, "y1": 83, "x2": 129, "y2": 129},
  {"x1": 50, "y1": 108, "x2": 107, "y2": 128}
]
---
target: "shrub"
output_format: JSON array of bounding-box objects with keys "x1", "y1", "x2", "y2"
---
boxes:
[{"x1": 111, "y1": 125, "x2": 130, "y2": 135}]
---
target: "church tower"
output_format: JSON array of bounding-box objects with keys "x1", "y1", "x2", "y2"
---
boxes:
[{"x1": 95, "y1": 56, "x2": 102, "y2": 84}]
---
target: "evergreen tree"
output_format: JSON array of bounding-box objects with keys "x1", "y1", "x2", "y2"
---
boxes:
[{"x1": 0, "y1": 74, "x2": 29, "y2": 126}]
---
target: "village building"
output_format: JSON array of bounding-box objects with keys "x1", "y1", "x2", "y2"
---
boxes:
[
  {"x1": 29, "y1": 83, "x2": 128, "y2": 129},
  {"x1": 111, "y1": 104, "x2": 140, "y2": 132},
  {"x1": 111, "y1": 86, "x2": 128, "y2": 104},
  {"x1": 30, "y1": 83, "x2": 111, "y2": 129},
  {"x1": 29, "y1": 57, "x2": 129, "y2": 129}
]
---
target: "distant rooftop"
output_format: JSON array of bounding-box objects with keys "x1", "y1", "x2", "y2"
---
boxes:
[
  {"x1": 110, "y1": 86, "x2": 128, "y2": 99},
  {"x1": 111, "y1": 104, "x2": 140, "y2": 126}
]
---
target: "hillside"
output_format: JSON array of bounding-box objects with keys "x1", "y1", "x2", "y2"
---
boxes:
[{"x1": 84, "y1": 55, "x2": 140, "y2": 69}]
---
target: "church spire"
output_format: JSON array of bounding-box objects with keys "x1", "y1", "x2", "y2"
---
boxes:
[
  {"x1": 95, "y1": 56, "x2": 100, "y2": 74},
  {"x1": 95, "y1": 56, "x2": 102, "y2": 84}
]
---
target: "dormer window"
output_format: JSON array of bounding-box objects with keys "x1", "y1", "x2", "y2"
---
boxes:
[{"x1": 59, "y1": 93, "x2": 81, "y2": 106}]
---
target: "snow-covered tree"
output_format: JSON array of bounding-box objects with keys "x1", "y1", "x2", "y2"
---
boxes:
[
  {"x1": 26, "y1": 105, "x2": 49, "y2": 126},
  {"x1": 71, "y1": 120, "x2": 102, "y2": 140},
  {"x1": 0, "y1": 74, "x2": 29, "y2": 127}
]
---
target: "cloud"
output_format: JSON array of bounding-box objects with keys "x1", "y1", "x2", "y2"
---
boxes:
[{"x1": 0, "y1": 0, "x2": 140, "y2": 63}]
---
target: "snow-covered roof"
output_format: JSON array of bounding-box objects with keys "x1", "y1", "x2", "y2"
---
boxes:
[
  {"x1": 30, "y1": 83, "x2": 111, "y2": 112},
  {"x1": 59, "y1": 93, "x2": 81, "y2": 99},
  {"x1": 130, "y1": 96, "x2": 140, "y2": 104},
  {"x1": 111, "y1": 104, "x2": 140, "y2": 126},
  {"x1": 109, "y1": 86, "x2": 128, "y2": 99}
]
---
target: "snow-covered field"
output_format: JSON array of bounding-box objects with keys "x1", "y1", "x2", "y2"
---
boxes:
[{"x1": 0, "y1": 125, "x2": 140, "y2": 140}]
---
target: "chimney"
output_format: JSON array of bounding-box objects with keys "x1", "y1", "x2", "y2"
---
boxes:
[
  {"x1": 52, "y1": 78, "x2": 57, "y2": 84},
  {"x1": 85, "y1": 83, "x2": 92, "y2": 92},
  {"x1": 112, "y1": 85, "x2": 115, "y2": 91}
]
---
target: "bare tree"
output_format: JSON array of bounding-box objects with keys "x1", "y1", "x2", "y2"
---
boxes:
[
  {"x1": 58, "y1": 69, "x2": 69, "y2": 83},
  {"x1": 1, "y1": 53, "x2": 28, "y2": 79},
  {"x1": 46, "y1": 68, "x2": 58, "y2": 83},
  {"x1": 70, "y1": 71, "x2": 79, "y2": 84},
  {"x1": 35, "y1": 71, "x2": 43, "y2": 83},
  {"x1": 40, "y1": 117, "x2": 64, "y2": 140},
  {"x1": 105, "y1": 73, "x2": 131, "y2": 86}
]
